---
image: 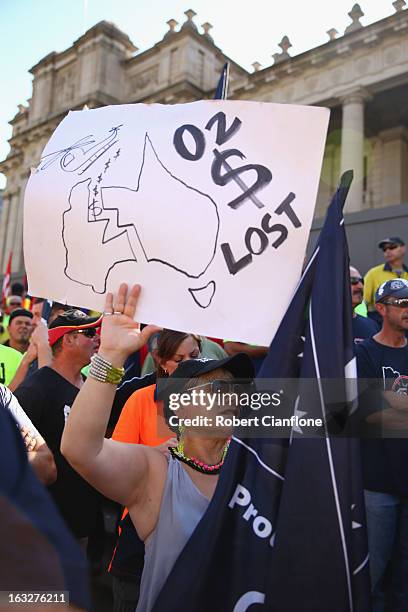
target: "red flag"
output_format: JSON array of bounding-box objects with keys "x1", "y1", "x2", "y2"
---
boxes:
[{"x1": 2, "y1": 251, "x2": 12, "y2": 305}]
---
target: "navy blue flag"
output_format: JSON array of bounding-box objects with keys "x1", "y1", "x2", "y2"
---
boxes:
[
  {"x1": 0, "y1": 394, "x2": 89, "y2": 607},
  {"x1": 41, "y1": 299, "x2": 53, "y2": 323},
  {"x1": 152, "y1": 171, "x2": 370, "y2": 612},
  {"x1": 214, "y1": 62, "x2": 229, "y2": 100}
]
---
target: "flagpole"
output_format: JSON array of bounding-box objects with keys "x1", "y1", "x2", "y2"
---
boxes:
[
  {"x1": 223, "y1": 63, "x2": 230, "y2": 100},
  {"x1": 214, "y1": 62, "x2": 230, "y2": 101}
]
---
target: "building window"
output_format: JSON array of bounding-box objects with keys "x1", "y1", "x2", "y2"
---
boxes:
[
  {"x1": 198, "y1": 50, "x2": 205, "y2": 88},
  {"x1": 169, "y1": 48, "x2": 178, "y2": 83}
]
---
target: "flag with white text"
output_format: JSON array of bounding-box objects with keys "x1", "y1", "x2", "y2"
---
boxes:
[{"x1": 152, "y1": 171, "x2": 370, "y2": 612}]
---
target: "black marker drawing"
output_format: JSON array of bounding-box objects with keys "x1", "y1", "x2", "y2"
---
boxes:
[
  {"x1": 97, "y1": 173, "x2": 103, "y2": 183},
  {"x1": 62, "y1": 178, "x2": 137, "y2": 294},
  {"x1": 220, "y1": 192, "x2": 299, "y2": 275},
  {"x1": 39, "y1": 125, "x2": 123, "y2": 175},
  {"x1": 188, "y1": 281, "x2": 216, "y2": 309},
  {"x1": 174, "y1": 111, "x2": 272, "y2": 210},
  {"x1": 102, "y1": 134, "x2": 220, "y2": 279},
  {"x1": 93, "y1": 185, "x2": 98, "y2": 197},
  {"x1": 114, "y1": 149, "x2": 121, "y2": 160},
  {"x1": 104, "y1": 159, "x2": 111, "y2": 173},
  {"x1": 88, "y1": 197, "x2": 103, "y2": 222},
  {"x1": 205, "y1": 112, "x2": 242, "y2": 146},
  {"x1": 211, "y1": 148, "x2": 272, "y2": 209},
  {"x1": 62, "y1": 133, "x2": 220, "y2": 306}
]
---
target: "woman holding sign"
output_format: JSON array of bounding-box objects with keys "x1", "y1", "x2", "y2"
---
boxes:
[
  {"x1": 109, "y1": 329, "x2": 201, "y2": 610},
  {"x1": 61, "y1": 283, "x2": 253, "y2": 612}
]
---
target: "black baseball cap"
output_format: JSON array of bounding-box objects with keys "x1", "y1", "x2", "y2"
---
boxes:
[
  {"x1": 378, "y1": 236, "x2": 405, "y2": 249},
  {"x1": 375, "y1": 279, "x2": 408, "y2": 303},
  {"x1": 48, "y1": 309, "x2": 102, "y2": 346},
  {"x1": 8, "y1": 308, "x2": 33, "y2": 324},
  {"x1": 157, "y1": 353, "x2": 255, "y2": 401}
]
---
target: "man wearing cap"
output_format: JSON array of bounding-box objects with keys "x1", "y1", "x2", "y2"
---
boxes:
[
  {"x1": 364, "y1": 237, "x2": 408, "y2": 322},
  {"x1": 14, "y1": 309, "x2": 103, "y2": 541},
  {"x1": 355, "y1": 278, "x2": 408, "y2": 610},
  {"x1": 3, "y1": 308, "x2": 33, "y2": 354},
  {"x1": 0, "y1": 296, "x2": 23, "y2": 345},
  {"x1": 350, "y1": 266, "x2": 378, "y2": 343}
]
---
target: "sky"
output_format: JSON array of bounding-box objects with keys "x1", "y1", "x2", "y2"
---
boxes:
[{"x1": 0, "y1": 0, "x2": 398, "y2": 189}]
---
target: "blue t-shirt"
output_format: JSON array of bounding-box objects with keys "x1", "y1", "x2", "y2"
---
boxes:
[
  {"x1": 352, "y1": 314, "x2": 378, "y2": 345},
  {"x1": 356, "y1": 338, "x2": 408, "y2": 495}
]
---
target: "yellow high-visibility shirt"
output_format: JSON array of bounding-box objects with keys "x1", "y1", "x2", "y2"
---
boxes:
[
  {"x1": 0, "y1": 344, "x2": 23, "y2": 387},
  {"x1": 363, "y1": 263, "x2": 408, "y2": 311}
]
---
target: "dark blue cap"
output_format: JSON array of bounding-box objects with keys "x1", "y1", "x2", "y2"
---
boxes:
[
  {"x1": 375, "y1": 279, "x2": 408, "y2": 303},
  {"x1": 378, "y1": 236, "x2": 405, "y2": 249}
]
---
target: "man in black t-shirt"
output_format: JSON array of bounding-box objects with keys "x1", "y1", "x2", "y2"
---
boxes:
[
  {"x1": 15, "y1": 309, "x2": 103, "y2": 540},
  {"x1": 356, "y1": 279, "x2": 408, "y2": 612}
]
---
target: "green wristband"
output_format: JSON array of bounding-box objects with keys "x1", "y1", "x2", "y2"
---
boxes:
[{"x1": 105, "y1": 366, "x2": 125, "y2": 385}]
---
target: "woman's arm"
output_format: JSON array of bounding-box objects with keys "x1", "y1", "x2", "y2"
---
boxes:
[
  {"x1": 61, "y1": 284, "x2": 161, "y2": 507},
  {"x1": 62, "y1": 377, "x2": 150, "y2": 504}
]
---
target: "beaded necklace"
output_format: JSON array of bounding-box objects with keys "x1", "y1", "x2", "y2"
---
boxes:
[{"x1": 170, "y1": 439, "x2": 230, "y2": 475}]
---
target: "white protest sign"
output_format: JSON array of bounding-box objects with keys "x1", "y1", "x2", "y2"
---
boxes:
[{"x1": 24, "y1": 100, "x2": 329, "y2": 346}]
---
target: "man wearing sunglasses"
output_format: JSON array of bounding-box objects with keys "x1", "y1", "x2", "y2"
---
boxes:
[
  {"x1": 14, "y1": 309, "x2": 103, "y2": 543},
  {"x1": 364, "y1": 237, "x2": 408, "y2": 326},
  {"x1": 355, "y1": 279, "x2": 408, "y2": 610},
  {"x1": 350, "y1": 265, "x2": 378, "y2": 343}
]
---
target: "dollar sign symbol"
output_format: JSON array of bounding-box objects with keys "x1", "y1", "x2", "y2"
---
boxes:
[
  {"x1": 211, "y1": 148, "x2": 272, "y2": 210},
  {"x1": 88, "y1": 198, "x2": 103, "y2": 221}
]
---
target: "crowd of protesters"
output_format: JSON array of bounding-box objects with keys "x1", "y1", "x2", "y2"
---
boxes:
[{"x1": 0, "y1": 234, "x2": 407, "y2": 611}]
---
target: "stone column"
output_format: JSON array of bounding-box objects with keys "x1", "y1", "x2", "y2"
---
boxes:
[
  {"x1": 340, "y1": 88, "x2": 369, "y2": 212},
  {"x1": 0, "y1": 193, "x2": 12, "y2": 271},
  {"x1": 379, "y1": 126, "x2": 408, "y2": 206},
  {"x1": 3, "y1": 189, "x2": 20, "y2": 273},
  {"x1": 14, "y1": 181, "x2": 28, "y2": 274}
]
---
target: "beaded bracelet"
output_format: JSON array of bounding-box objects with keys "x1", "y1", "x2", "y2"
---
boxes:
[{"x1": 88, "y1": 353, "x2": 125, "y2": 385}]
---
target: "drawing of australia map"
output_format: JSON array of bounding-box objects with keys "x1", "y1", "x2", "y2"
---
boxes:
[{"x1": 39, "y1": 126, "x2": 220, "y2": 309}]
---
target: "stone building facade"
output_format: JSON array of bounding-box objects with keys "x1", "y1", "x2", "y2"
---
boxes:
[{"x1": 0, "y1": 4, "x2": 407, "y2": 276}]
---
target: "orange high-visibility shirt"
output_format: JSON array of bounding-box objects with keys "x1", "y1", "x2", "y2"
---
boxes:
[{"x1": 111, "y1": 384, "x2": 173, "y2": 446}]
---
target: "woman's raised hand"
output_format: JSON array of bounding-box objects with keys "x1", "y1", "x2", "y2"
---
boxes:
[{"x1": 99, "y1": 283, "x2": 160, "y2": 366}]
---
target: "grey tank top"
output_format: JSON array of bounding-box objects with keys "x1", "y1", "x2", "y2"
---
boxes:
[{"x1": 136, "y1": 456, "x2": 209, "y2": 612}]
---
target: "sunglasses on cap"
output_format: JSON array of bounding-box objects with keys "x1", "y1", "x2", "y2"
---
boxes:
[
  {"x1": 350, "y1": 276, "x2": 363, "y2": 285},
  {"x1": 71, "y1": 328, "x2": 98, "y2": 338},
  {"x1": 382, "y1": 244, "x2": 399, "y2": 252},
  {"x1": 380, "y1": 298, "x2": 408, "y2": 308}
]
